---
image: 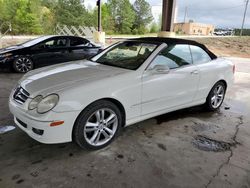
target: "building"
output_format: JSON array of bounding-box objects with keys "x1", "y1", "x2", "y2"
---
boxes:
[{"x1": 174, "y1": 22, "x2": 215, "y2": 35}]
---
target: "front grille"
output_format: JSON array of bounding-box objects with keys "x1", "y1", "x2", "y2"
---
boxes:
[{"x1": 13, "y1": 86, "x2": 30, "y2": 104}]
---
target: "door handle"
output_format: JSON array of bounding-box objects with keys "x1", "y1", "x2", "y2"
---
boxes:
[{"x1": 190, "y1": 70, "x2": 199, "y2": 74}]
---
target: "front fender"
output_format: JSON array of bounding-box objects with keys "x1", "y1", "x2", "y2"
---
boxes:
[{"x1": 53, "y1": 73, "x2": 142, "y2": 121}]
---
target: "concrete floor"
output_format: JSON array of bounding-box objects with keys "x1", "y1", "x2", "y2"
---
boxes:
[{"x1": 0, "y1": 57, "x2": 250, "y2": 188}]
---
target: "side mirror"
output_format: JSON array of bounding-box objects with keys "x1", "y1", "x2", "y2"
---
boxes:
[
  {"x1": 98, "y1": 48, "x2": 104, "y2": 53},
  {"x1": 151, "y1": 64, "x2": 170, "y2": 74}
]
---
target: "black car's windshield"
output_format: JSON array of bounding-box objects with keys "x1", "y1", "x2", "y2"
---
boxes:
[
  {"x1": 20, "y1": 36, "x2": 52, "y2": 47},
  {"x1": 94, "y1": 41, "x2": 158, "y2": 70}
]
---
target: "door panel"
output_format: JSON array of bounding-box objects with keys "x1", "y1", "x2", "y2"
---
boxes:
[
  {"x1": 68, "y1": 46, "x2": 99, "y2": 60},
  {"x1": 189, "y1": 45, "x2": 216, "y2": 101},
  {"x1": 68, "y1": 37, "x2": 99, "y2": 60},
  {"x1": 142, "y1": 65, "x2": 199, "y2": 115},
  {"x1": 141, "y1": 44, "x2": 199, "y2": 115},
  {"x1": 31, "y1": 38, "x2": 69, "y2": 67}
]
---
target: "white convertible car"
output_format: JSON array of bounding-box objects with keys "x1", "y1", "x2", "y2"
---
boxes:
[{"x1": 9, "y1": 37, "x2": 235, "y2": 149}]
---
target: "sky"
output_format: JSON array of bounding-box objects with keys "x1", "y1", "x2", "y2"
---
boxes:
[{"x1": 84, "y1": 0, "x2": 250, "y2": 28}]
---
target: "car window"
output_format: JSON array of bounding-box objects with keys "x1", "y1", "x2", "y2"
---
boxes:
[
  {"x1": 149, "y1": 44, "x2": 192, "y2": 69},
  {"x1": 95, "y1": 41, "x2": 158, "y2": 70},
  {"x1": 36, "y1": 38, "x2": 67, "y2": 49},
  {"x1": 20, "y1": 36, "x2": 52, "y2": 47},
  {"x1": 55, "y1": 39, "x2": 67, "y2": 47},
  {"x1": 70, "y1": 38, "x2": 89, "y2": 47},
  {"x1": 190, "y1": 45, "x2": 211, "y2": 64}
]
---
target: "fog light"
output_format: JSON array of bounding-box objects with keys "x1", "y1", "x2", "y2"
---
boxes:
[{"x1": 32, "y1": 127, "x2": 44, "y2": 135}]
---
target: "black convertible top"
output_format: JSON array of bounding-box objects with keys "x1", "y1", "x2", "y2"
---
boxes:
[{"x1": 129, "y1": 37, "x2": 217, "y2": 60}]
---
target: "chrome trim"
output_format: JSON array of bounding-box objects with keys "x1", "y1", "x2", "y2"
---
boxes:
[{"x1": 13, "y1": 86, "x2": 30, "y2": 105}]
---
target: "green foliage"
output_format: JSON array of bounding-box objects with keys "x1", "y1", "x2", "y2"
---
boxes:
[
  {"x1": 54, "y1": 0, "x2": 86, "y2": 26},
  {"x1": 0, "y1": 0, "x2": 43, "y2": 34},
  {"x1": 150, "y1": 22, "x2": 160, "y2": 33},
  {"x1": 0, "y1": 0, "x2": 154, "y2": 35},
  {"x1": 88, "y1": 3, "x2": 115, "y2": 34},
  {"x1": 107, "y1": 0, "x2": 135, "y2": 34},
  {"x1": 40, "y1": 6, "x2": 55, "y2": 34},
  {"x1": 133, "y1": 0, "x2": 153, "y2": 34},
  {"x1": 0, "y1": 4, "x2": 2, "y2": 24},
  {"x1": 101, "y1": 3, "x2": 115, "y2": 34},
  {"x1": 234, "y1": 29, "x2": 250, "y2": 36}
]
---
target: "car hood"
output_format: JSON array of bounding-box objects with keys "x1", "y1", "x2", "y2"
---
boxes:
[
  {"x1": 0, "y1": 45, "x2": 23, "y2": 54},
  {"x1": 19, "y1": 60, "x2": 129, "y2": 96}
]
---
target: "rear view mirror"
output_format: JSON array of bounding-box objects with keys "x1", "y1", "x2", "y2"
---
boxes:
[{"x1": 151, "y1": 64, "x2": 170, "y2": 74}]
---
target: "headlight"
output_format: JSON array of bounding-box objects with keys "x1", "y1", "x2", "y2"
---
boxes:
[
  {"x1": 28, "y1": 95, "x2": 43, "y2": 110},
  {"x1": 37, "y1": 94, "x2": 59, "y2": 114},
  {"x1": 0, "y1": 53, "x2": 13, "y2": 58},
  {"x1": 28, "y1": 94, "x2": 59, "y2": 114}
]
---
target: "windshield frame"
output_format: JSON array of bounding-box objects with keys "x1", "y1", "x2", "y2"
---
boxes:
[{"x1": 91, "y1": 40, "x2": 160, "y2": 70}]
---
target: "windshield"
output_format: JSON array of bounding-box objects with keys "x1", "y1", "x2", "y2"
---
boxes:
[
  {"x1": 20, "y1": 36, "x2": 52, "y2": 47},
  {"x1": 94, "y1": 41, "x2": 158, "y2": 70}
]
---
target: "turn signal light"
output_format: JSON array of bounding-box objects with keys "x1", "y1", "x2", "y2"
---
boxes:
[{"x1": 50, "y1": 121, "x2": 64, "y2": 127}]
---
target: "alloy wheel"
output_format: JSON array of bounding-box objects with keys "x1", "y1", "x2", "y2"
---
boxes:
[
  {"x1": 83, "y1": 108, "x2": 118, "y2": 146},
  {"x1": 211, "y1": 85, "x2": 225, "y2": 108},
  {"x1": 15, "y1": 57, "x2": 33, "y2": 73}
]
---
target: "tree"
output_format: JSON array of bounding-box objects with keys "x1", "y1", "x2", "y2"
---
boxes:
[
  {"x1": 0, "y1": 0, "x2": 43, "y2": 34},
  {"x1": 0, "y1": 0, "x2": 18, "y2": 21},
  {"x1": 41, "y1": 0, "x2": 57, "y2": 8},
  {"x1": 89, "y1": 3, "x2": 115, "y2": 34},
  {"x1": 107, "y1": 0, "x2": 135, "y2": 34},
  {"x1": 150, "y1": 22, "x2": 160, "y2": 33},
  {"x1": 39, "y1": 6, "x2": 55, "y2": 34},
  {"x1": 133, "y1": 0, "x2": 153, "y2": 34},
  {"x1": 54, "y1": 0, "x2": 87, "y2": 26},
  {"x1": 13, "y1": 0, "x2": 43, "y2": 34},
  {"x1": 0, "y1": 0, "x2": 4, "y2": 22},
  {"x1": 101, "y1": 3, "x2": 115, "y2": 34},
  {"x1": 0, "y1": 0, "x2": 156, "y2": 35},
  {"x1": 234, "y1": 29, "x2": 250, "y2": 36}
]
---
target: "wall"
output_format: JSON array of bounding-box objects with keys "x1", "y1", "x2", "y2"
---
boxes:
[{"x1": 174, "y1": 23, "x2": 214, "y2": 35}]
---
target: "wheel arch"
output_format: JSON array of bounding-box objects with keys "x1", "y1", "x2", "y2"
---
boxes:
[
  {"x1": 101, "y1": 98, "x2": 126, "y2": 127},
  {"x1": 206, "y1": 79, "x2": 227, "y2": 101},
  {"x1": 205, "y1": 79, "x2": 227, "y2": 111},
  {"x1": 207, "y1": 79, "x2": 227, "y2": 97},
  {"x1": 216, "y1": 79, "x2": 227, "y2": 90},
  {"x1": 72, "y1": 97, "x2": 126, "y2": 141}
]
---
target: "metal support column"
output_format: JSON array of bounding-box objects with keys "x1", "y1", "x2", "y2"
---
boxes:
[
  {"x1": 161, "y1": 0, "x2": 176, "y2": 32},
  {"x1": 97, "y1": 0, "x2": 101, "y2": 31}
]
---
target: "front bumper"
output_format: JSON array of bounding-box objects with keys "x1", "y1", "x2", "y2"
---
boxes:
[
  {"x1": 0, "y1": 57, "x2": 13, "y2": 69},
  {"x1": 9, "y1": 98, "x2": 80, "y2": 144}
]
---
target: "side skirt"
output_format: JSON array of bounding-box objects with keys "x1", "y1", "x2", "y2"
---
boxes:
[{"x1": 125, "y1": 99, "x2": 206, "y2": 127}]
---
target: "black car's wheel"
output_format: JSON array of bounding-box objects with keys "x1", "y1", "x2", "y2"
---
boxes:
[
  {"x1": 205, "y1": 81, "x2": 226, "y2": 111},
  {"x1": 73, "y1": 100, "x2": 122, "y2": 150},
  {"x1": 13, "y1": 56, "x2": 34, "y2": 73}
]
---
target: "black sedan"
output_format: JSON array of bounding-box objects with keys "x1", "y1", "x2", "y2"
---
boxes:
[{"x1": 0, "y1": 35, "x2": 102, "y2": 73}]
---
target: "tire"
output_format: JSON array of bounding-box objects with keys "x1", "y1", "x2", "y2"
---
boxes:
[
  {"x1": 13, "y1": 56, "x2": 34, "y2": 73},
  {"x1": 205, "y1": 81, "x2": 226, "y2": 111},
  {"x1": 73, "y1": 100, "x2": 122, "y2": 150}
]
